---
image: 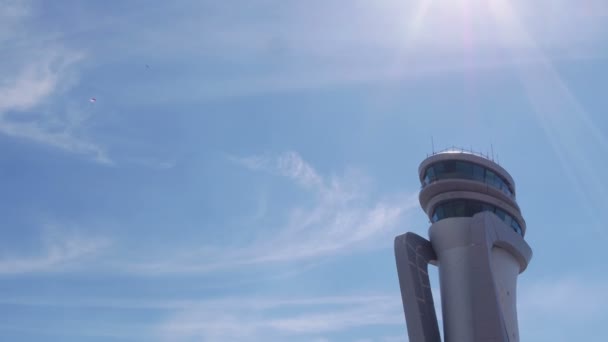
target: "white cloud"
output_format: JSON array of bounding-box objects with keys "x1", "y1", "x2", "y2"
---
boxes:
[
  {"x1": 0, "y1": 3, "x2": 110, "y2": 164},
  {"x1": 0, "y1": 114, "x2": 112, "y2": 164},
  {"x1": 230, "y1": 151, "x2": 324, "y2": 189},
  {"x1": 0, "y1": 230, "x2": 110, "y2": 274},
  {"x1": 130, "y1": 152, "x2": 418, "y2": 274},
  {"x1": 3, "y1": 276, "x2": 604, "y2": 341},
  {"x1": 0, "y1": 56, "x2": 65, "y2": 113},
  {"x1": 0, "y1": 293, "x2": 396, "y2": 311},
  {"x1": 0, "y1": 292, "x2": 407, "y2": 341},
  {"x1": 158, "y1": 293, "x2": 404, "y2": 342},
  {"x1": 0, "y1": 49, "x2": 112, "y2": 164}
]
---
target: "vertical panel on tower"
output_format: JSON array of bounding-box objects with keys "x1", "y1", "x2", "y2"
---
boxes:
[{"x1": 395, "y1": 232, "x2": 441, "y2": 342}]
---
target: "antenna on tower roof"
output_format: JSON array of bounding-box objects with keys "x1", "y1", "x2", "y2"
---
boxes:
[
  {"x1": 491, "y1": 144, "x2": 494, "y2": 161},
  {"x1": 431, "y1": 136, "x2": 435, "y2": 154}
]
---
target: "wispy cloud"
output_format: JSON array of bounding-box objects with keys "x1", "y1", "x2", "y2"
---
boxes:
[
  {"x1": 0, "y1": 292, "x2": 407, "y2": 341},
  {"x1": 0, "y1": 49, "x2": 112, "y2": 164},
  {"x1": 0, "y1": 292, "x2": 397, "y2": 311},
  {"x1": 230, "y1": 152, "x2": 324, "y2": 189},
  {"x1": 0, "y1": 52, "x2": 74, "y2": 112},
  {"x1": 129, "y1": 152, "x2": 418, "y2": 274},
  {"x1": 232, "y1": 152, "x2": 418, "y2": 257},
  {"x1": 158, "y1": 293, "x2": 404, "y2": 342},
  {"x1": 0, "y1": 3, "x2": 110, "y2": 164},
  {"x1": 0, "y1": 230, "x2": 110, "y2": 275},
  {"x1": 2, "y1": 276, "x2": 604, "y2": 341}
]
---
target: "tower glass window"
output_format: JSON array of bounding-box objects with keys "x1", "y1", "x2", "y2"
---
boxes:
[
  {"x1": 431, "y1": 199, "x2": 523, "y2": 236},
  {"x1": 422, "y1": 161, "x2": 514, "y2": 197}
]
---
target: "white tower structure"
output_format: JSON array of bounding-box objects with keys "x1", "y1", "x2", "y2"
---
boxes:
[{"x1": 394, "y1": 149, "x2": 532, "y2": 342}]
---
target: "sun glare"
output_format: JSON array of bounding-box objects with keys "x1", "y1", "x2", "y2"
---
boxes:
[{"x1": 395, "y1": 0, "x2": 608, "y2": 237}]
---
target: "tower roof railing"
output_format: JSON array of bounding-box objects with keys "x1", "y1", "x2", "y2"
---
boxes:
[{"x1": 426, "y1": 146, "x2": 500, "y2": 165}]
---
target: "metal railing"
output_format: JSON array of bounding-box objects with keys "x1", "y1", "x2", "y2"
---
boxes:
[{"x1": 426, "y1": 146, "x2": 500, "y2": 165}]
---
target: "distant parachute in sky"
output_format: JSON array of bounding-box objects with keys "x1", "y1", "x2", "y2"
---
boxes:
[{"x1": 89, "y1": 97, "x2": 96, "y2": 103}]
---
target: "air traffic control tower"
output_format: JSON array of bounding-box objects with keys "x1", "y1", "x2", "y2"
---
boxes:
[{"x1": 394, "y1": 149, "x2": 532, "y2": 342}]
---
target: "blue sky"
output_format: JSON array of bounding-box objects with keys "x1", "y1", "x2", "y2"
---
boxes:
[{"x1": 1, "y1": 0, "x2": 608, "y2": 341}]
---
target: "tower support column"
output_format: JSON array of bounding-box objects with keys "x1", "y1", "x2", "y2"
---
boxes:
[{"x1": 429, "y1": 214, "x2": 531, "y2": 342}]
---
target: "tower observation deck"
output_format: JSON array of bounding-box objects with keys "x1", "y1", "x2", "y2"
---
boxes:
[
  {"x1": 419, "y1": 149, "x2": 526, "y2": 236},
  {"x1": 394, "y1": 148, "x2": 533, "y2": 342}
]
